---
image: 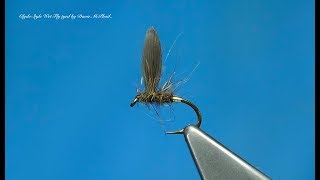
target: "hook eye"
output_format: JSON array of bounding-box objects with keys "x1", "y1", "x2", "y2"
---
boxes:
[{"x1": 130, "y1": 96, "x2": 139, "y2": 107}]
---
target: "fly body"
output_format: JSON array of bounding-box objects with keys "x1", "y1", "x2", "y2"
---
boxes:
[
  {"x1": 131, "y1": 27, "x2": 174, "y2": 107},
  {"x1": 130, "y1": 26, "x2": 202, "y2": 134}
]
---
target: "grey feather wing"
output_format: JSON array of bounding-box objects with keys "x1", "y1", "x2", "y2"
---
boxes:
[{"x1": 141, "y1": 27, "x2": 162, "y2": 92}]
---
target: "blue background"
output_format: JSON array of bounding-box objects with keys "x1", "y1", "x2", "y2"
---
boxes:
[{"x1": 6, "y1": 0, "x2": 314, "y2": 179}]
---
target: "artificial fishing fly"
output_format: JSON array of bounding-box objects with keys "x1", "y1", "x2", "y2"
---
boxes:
[{"x1": 130, "y1": 26, "x2": 202, "y2": 134}]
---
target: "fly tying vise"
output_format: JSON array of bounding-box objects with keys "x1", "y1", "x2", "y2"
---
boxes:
[{"x1": 130, "y1": 26, "x2": 202, "y2": 134}]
